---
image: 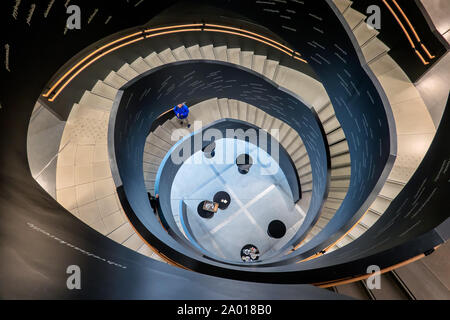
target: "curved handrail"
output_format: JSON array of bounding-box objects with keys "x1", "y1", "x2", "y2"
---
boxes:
[{"x1": 42, "y1": 23, "x2": 307, "y2": 102}]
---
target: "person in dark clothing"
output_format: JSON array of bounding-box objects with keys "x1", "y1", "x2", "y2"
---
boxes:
[{"x1": 148, "y1": 193, "x2": 159, "y2": 214}]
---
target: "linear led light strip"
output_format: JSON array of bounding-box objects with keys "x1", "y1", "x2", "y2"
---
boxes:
[
  {"x1": 391, "y1": 0, "x2": 435, "y2": 59},
  {"x1": 43, "y1": 24, "x2": 203, "y2": 98},
  {"x1": 313, "y1": 249, "x2": 432, "y2": 288},
  {"x1": 382, "y1": 0, "x2": 433, "y2": 65},
  {"x1": 42, "y1": 31, "x2": 143, "y2": 98},
  {"x1": 44, "y1": 24, "x2": 306, "y2": 101},
  {"x1": 204, "y1": 23, "x2": 303, "y2": 58},
  {"x1": 48, "y1": 28, "x2": 206, "y2": 102},
  {"x1": 203, "y1": 28, "x2": 307, "y2": 63}
]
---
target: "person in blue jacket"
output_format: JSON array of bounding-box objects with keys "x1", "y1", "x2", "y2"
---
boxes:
[{"x1": 173, "y1": 102, "x2": 190, "y2": 128}]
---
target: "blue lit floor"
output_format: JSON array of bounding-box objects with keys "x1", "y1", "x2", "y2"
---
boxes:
[{"x1": 170, "y1": 138, "x2": 305, "y2": 263}]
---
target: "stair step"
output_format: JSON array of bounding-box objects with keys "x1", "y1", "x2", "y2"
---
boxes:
[
  {"x1": 331, "y1": 166, "x2": 351, "y2": 177},
  {"x1": 237, "y1": 101, "x2": 248, "y2": 121},
  {"x1": 116, "y1": 63, "x2": 139, "y2": 81},
  {"x1": 157, "y1": 125, "x2": 176, "y2": 144},
  {"x1": 323, "y1": 117, "x2": 341, "y2": 133},
  {"x1": 317, "y1": 103, "x2": 335, "y2": 122},
  {"x1": 370, "y1": 196, "x2": 391, "y2": 214},
  {"x1": 143, "y1": 171, "x2": 157, "y2": 182},
  {"x1": 379, "y1": 180, "x2": 403, "y2": 200},
  {"x1": 246, "y1": 104, "x2": 257, "y2": 124},
  {"x1": 281, "y1": 130, "x2": 299, "y2": 150},
  {"x1": 297, "y1": 164, "x2": 312, "y2": 177},
  {"x1": 327, "y1": 128, "x2": 346, "y2": 145},
  {"x1": 362, "y1": 37, "x2": 390, "y2": 63},
  {"x1": 144, "y1": 144, "x2": 166, "y2": 159},
  {"x1": 79, "y1": 91, "x2": 114, "y2": 110},
  {"x1": 316, "y1": 217, "x2": 329, "y2": 229},
  {"x1": 333, "y1": 0, "x2": 353, "y2": 13},
  {"x1": 369, "y1": 54, "x2": 397, "y2": 77},
  {"x1": 331, "y1": 152, "x2": 351, "y2": 167},
  {"x1": 186, "y1": 44, "x2": 203, "y2": 59},
  {"x1": 228, "y1": 99, "x2": 239, "y2": 119},
  {"x1": 353, "y1": 22, "x2": 379, "y2": 47},
  {"x1": 131, "y1": 57, "x2": 151, "y2": 74},
  {"x1": 329, "y1": 178, "x2": 350, "y2": 188},
  {"x1": 158, "y1": 48, "x2": 177, "y2": 64},
  {"x1": 329, "y1": 190, "x2": 347, "y2": 200},
  {"x1": 217, "y1": 98, "x2": 230, "y2": 118},
  {"x1": 144, "y1": 52, "x2": 164, "y2": 68},
  {"x1": 321, "y1": 207, "x2": 337, "y2": 220},
  {"x1": 104, "y1": 71, "x2": 128, "y2": 89},
  {"x1": 302, "y1": 182, "x2": 312, "y2": 191},
  {"x1": 91, "y1": 81, "x2": 118, "y2": 101},
  {"x1": 147, "y1": 133, "x2": 172, "y2": 150},
  {"x1": 330, "y1": 139, "x2": 349, "y2": 156},
  {"x1": 361, "y1": 210, "x2": 380, "y2": 228},
  {"x1": 338, "y1": 235, "x2": 353, "y2": 247},
  {"x1": 227, "y1": 48, "x2": 241, "y2": 64},
  {"x1": 291, "y1": 145, "x2": 307, "y2": 161},
  {"x1": 301, "y1": 173, "x2": 313, "y2": 184},
  {"x1": 263, "y1": 59, "x2": 279, "y2": 80},
  {"x1": 200, "y1": 44, "x2": 216, "y2": 59},
  {"x1": 240, "y1": 51, "x2": 254, "y2": 69},
  {"x1": 296, "y1": 155, "x2": 311, "y2": 168},
  {"x1": 343, "y1": 7, "x2": 365, "y2": 30},
  {"x1": 143, "y1": 162, "x2": 159, "y2": 173},
  {"x1": 252, "y1": 54, "x2": 266, "y2": 74},
  {"x1": 172, "y1": 46, "x2": 191, "y2": 61},
  {"x1": 349, "y1": 224, "x2": 367, "y2": 239},
  {"x1": 214, "y1": 45, "x2": 228, "y2": 62}
]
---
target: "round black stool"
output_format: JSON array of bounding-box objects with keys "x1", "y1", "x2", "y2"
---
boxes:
[
  {"x1": 202, "y1": 141, "x2": 216, "y2": 159},
  {"x1": 197, "y1": 201, "x2": 214, "y2": 219},
  {"x1": 267, "y1": 220, "x2": 286, "y2": 239},
  {"x1": 236, "y1": 154, "x2": 253, "y2": 174},
  {"x1": 240, "y1": 244, "x2": 260, "y2": 262},
  {"x1": 213, "y1": 191, "x2": 231, "y2": 210}
]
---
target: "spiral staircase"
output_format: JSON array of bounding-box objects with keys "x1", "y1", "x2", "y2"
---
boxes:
[{"x1": 1, "y1": 0, "x2": 449, "y2": 299}]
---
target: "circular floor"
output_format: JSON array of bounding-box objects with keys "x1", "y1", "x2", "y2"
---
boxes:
[{"x1": 170, "y1": 138, "x2": 305, "y2": 262}]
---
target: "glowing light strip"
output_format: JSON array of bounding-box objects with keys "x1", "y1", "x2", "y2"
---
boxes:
[
  {"x1": 391, "y1": 0, "x2": 421, "y2": 42},
  {"x1": 203, "y1": 28, "x2": 307, "y2": 63},
  {"x1": 421, "y1": 43, "x2": 435, "y2": 59},
  {"x1": 45, "y1": 24, "x2": 203, "y2": 99},
  {"x1": 42, "y1": 31, "x2": 143, "y2": 97},
  {"x1": 314, "y1": 252, "x2": 426, "y2": 288},
  {"x1": 49, "y1": 37, "x2": 146, "y2": 101},
  {"x1": 143, "y1": 23, "x2": 203, "y2": 33},
  {"x1": 383, "y1": 0, "x2": 433, "y2": 65},
  {"x1": 382, "y1": 0, "x2": 416, "y2": 49},
  {"x1": 44, "y1": 24, "x2": 306, "y2": 101},
  {"x1": 415, "y1": 49, "x2": 429, "y2": 65},
  {"x1": 391, "y1": 0, "x2": 435, "y2": 60},
  {"x1": 205, "y1": 23, "x2": 298, "y2": 56},
  {"x1": 49, "y1": 29, "x2": 204, "y2": 101}
]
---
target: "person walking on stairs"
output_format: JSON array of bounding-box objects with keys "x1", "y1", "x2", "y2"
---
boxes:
[{"x1": 173, "y1": 102, "x2": 191, "y2": 128}]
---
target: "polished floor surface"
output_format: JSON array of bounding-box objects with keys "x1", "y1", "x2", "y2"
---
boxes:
[{"x1": 170, "y1": 138, "x2": 305, "y2": 262}]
